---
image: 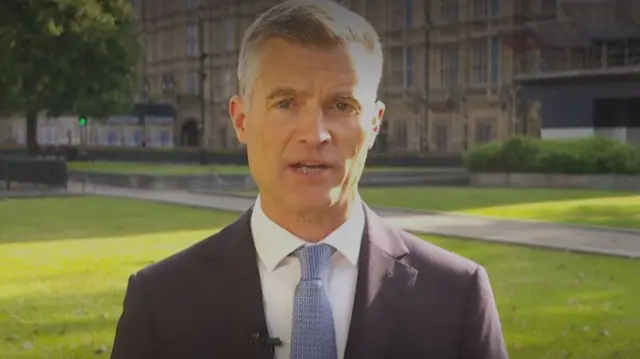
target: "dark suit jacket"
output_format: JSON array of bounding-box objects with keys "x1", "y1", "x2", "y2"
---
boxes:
[{"x1": 110, "y1": 205, "x2": 509, "y2": 359}]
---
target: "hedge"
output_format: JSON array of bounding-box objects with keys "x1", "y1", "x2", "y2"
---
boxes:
[{"x1": 464, "y1": 136, "x2": 640, "y2": 174}]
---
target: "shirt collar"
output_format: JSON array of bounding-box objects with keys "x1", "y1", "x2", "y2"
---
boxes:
[{"x1": 250, "y1": 195, "x2": 366, "y2": 272}]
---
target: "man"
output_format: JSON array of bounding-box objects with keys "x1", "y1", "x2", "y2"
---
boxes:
[{"x1": 110, "y1": 0, "x2": 509, "y2": 358}]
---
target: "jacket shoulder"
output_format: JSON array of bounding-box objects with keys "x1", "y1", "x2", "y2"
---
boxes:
[
  {"x1": 398, "y1": 228, "x2": 481, "y2": 279},
  {"x1": 133, "y1": 218, "x2": 242, "y2": 283}
]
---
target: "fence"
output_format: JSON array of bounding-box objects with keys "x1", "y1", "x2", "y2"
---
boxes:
[{"x1": 0, "y1": 157, "x2": 68, "y2": 189}]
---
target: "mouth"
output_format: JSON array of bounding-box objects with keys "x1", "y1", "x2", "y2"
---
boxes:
[{"x1": 288, "y1": 162, "x2": 331, "y2": 174}]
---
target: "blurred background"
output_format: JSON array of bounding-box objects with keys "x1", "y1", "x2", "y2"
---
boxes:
[{"x1": 0, "y1": 0, "x2": 639, "y2": 358}]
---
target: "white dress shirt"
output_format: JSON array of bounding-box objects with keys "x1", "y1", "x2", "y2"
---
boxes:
[{"x1": 250, "y1": 195, "x2": 366, "y2": 359}]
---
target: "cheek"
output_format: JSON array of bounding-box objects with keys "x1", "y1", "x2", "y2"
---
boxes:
[
  {"x1": 332, "y1": 120, "x2": 369, "y2": 158},
  {"x1": 249, "y1": 116, "x2": 289, "y2": 155}
]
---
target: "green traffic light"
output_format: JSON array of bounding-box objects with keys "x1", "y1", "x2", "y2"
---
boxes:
[{"x1": 79, "y1": 117, "x2": 87, "y2": 126}]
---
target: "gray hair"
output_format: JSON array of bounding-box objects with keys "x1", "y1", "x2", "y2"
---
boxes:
[{"x1": 237, "y1": 0, "x2": 383, "y2": 99}]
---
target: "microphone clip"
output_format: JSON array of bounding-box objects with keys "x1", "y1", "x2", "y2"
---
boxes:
[{"x1": 250, "y1": 332, "x2": 283, "y2": 347}]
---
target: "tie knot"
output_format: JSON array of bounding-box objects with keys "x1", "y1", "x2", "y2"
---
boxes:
[{"x1": 295, "y1": 244, "x2": 336, "y2": 280}]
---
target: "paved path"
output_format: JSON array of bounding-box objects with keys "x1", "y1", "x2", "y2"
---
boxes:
[{"x1": 67, "y1": 182, "x2": 640, "y2": 259}]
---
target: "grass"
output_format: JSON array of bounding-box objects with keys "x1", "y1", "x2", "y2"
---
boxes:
[
  {"x1": 237, "y1": 187, "x2": 640, "y2": 230},
  {"x1": 66, "y1": 161, "x2": 454, "y2": 176},
  {"x1": 358, "y1": 187, "x2": 640, "y2": 230},
  {"x1": 1, "y1": 197, "x2": 639, "y2": 358}
]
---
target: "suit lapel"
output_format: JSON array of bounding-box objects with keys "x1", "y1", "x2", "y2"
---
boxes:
[
  {"x1": 344, "y1": 205, "x2": 418, "y2": 359},
  {"x1": 190, "y1": 204, "x2": 417, "y2": 359},
  {"x1": 193, "y1": 208, "x2": 274, "y2": 359}
]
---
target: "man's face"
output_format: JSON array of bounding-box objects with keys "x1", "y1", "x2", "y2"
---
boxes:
[{"x1": 229, "y1": 38, "x2": 385, "y2": 212}]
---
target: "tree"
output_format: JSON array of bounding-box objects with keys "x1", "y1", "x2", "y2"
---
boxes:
[{"x1": 0, "y1": 0, "x2": 141, "y2": 155}]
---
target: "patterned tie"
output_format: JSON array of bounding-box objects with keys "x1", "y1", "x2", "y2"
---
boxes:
[{"x1": 290, "y1": 244, "x2": 338, "y2": 359}]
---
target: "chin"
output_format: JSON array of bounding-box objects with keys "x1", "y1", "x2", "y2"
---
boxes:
[{"x1": 285, "y1": 187, "x2": 339, "y2": 212}]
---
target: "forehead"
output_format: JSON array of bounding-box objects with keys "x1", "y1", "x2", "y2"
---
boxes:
[{"x1": 251, "y1": 38, "x2": 380, "y2": 99}]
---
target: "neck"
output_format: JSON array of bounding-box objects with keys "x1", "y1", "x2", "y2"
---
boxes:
[{"x1": 259, "y1": 194, "x2": 358, "y2": 243}]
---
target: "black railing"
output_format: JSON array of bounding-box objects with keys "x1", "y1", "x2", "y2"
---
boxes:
[{"x1": 0, "y1": 157, "x2": 68, "y2": 189}]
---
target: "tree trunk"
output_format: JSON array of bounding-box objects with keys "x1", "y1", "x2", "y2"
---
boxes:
[{"x1": 26, "y1": 110, "x2": 39, "y2": 156}]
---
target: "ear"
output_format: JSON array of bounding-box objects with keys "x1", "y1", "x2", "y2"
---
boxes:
[
  {"x1": 367, "y1": 100, "x2": 385, "y2": 149},
  {"x1": 229, "y1": 95, "x2": 248, "y2": 144}
]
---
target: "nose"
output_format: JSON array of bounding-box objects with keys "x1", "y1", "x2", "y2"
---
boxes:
[{"x1": 296, "y1": 109, "x2": 331, "y2": 146}]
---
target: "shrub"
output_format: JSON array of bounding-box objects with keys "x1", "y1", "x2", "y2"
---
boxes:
[
  {"x1": 463, "y1": 141, "x2": 504, "y2": 172},
  {"x1": 464, "y1": 136, "x2": 640, "y2": 174}
]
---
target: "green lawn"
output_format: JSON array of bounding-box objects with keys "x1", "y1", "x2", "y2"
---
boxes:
[
  {"x1": 1, "y1": 197, "x2": 639, "y2": 358},
  {"x1": 238, "y1": 187, "x2": 640, "y2": 230},
  {"x1": 358, "y1": 187, "x2": 640, "y2": 230},
  {"x1": 66, "y1": 161, "x2": 454, "y2": 176}
]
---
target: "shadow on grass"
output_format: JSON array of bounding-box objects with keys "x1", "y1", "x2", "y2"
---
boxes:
[
  {"x1": 359, "y1": 186, "x2": 638, "y2": 212},
  {"x1": 0, "y1": 196, "x2": 238, "y2": 245}
]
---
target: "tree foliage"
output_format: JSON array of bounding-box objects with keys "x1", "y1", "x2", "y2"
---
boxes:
[{"x1": 0, "y1": 0, "x2": 141, "y2": 153}]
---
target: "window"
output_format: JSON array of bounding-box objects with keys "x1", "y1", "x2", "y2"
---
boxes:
[
  {"x1": 394, "y1": 120, "x2": 408, "y2": 149},
  {"x1": 186, "y1": 24, "x2": 198, "y2": 57},
  {"x1": 219, "y1": 127, "x2": 228, "y2": 149},
  {"x1": 108, "y1": 129, "x2": 118, "y2": 145},
  {"x1": 162, "y1": 29, "x2": 174, "y2": 61},
  {"x1": 186, "y1": 71, "x2": 199, "y2": 94},
  {"x1": 473, "y1": 0, "x2": 500, "y2": 18},
  {"x1": 160, "y1": 131, "x2": 170, "y2": 147},
  {"x1": 390, "y1": 47, "x2": 404, "y2": 87},
  {"x1": 366, "y1": 3, "x2": 380, "y2": 26},
  {"x1": 406, "y1": 47, "x2": 414, "y2": 88},
  {"x1": 186, "y1": 0, "x2": 201, "y2": 9},
  {"x1": 390, "y1": 1, "x2": 405, "y2": 30},
  {"x1": 405, "y1": 0, "x2": 413, "y2": 28},
  {"x1": 440, "y1": 0, "x2": 459, "y2": 23},
  {"x1": 222, "y1": 68, "x2": 233, "y2": 98},
  {"x1": 440, "y1": 44, "x2": 458, "y2": 88},
  {"x1": 540, "y1": 0, "x2": 557, "y2": 14},
  {"x1": 213, "y1": 69, "x2": 223, "y2": 100},
  {"x1": 134, "y1": 130, "x2": 142, "y2": 146},
  {"x1": 435, "y1": 125, "x2": 448, "y2": 151},
  {"x1": 492, "y1": 0, "x2": 501, "y2": 15},
  {"x1": 224, "y1": 18, "x2": 234, "y2": 51},
  {"x1": 471, "y1": 39, "x2": 488, "y2": 85},
  {"x1": 475, "y1": 123, "x2": 493, "y2": 144},
  {"x1": 490, "y1": 36, "x2": 500, "y2": 84},
  {"x1": 162, "y1": 73, "x2": 175, "y2": 92},
  {"x1": 142, "y1": 77, "x2": 150, "y2": 96}
]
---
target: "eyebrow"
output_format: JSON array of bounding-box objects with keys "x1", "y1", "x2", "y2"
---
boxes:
[
  {"x1": 333, "y1": 92, "x2": 359, "y2": 102},
  {"x1": 265, "y1": 87, "x2": 360, "y2": 103},
  {"x1": 265, "y1": 87, "x2": 300, "y2": 101}
]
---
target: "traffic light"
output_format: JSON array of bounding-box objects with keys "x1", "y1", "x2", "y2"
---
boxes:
[{"x1": 78, "y1": 116, "x2": 87, "y2": 126}]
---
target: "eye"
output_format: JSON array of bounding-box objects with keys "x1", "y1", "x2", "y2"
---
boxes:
[
  {"x1": 333, "y1": 101, "x2": 358, "y2": 115},
  {"x1": 336, "y1": 102, "x2": 350, "y2": 111},
  {"x1": 277, "y1": 99, "x2": 294, "y2": 109}
]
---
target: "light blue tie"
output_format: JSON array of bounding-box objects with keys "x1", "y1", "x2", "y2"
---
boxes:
[{"x1": 290, "y1": 244, "x2": 338, "y2": 359}]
